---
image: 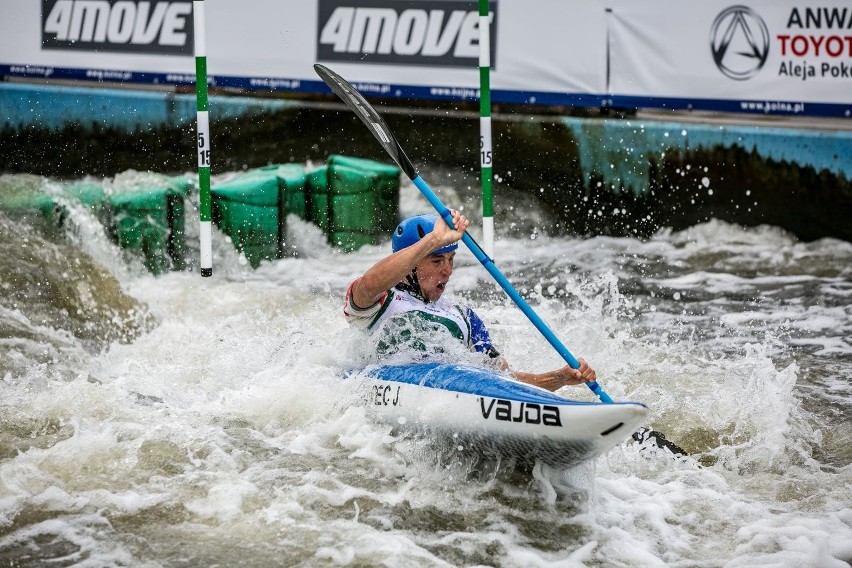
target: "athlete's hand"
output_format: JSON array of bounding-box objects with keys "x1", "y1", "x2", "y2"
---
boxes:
[
  {"x1": 552, "y1": 358, "x2": 597, "y2": 386},
  {"x1": 509, "y1": 357, "x2": 597, "y2": 392},
  {"x1": 432, "y1": 209, "x2": 468, "y2": 247}
]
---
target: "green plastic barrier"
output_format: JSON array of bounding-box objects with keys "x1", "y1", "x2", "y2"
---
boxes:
[
  {"x1": 275, "y1": 163, "x2": 310, "y2": 220},
  {"x1": 109, "y1": 179, "x2": 190, "y2": 274},
  {"x1": 325, "y1": 155, "x2": 400, "y2": 251},
  {"x1": 0, "y1": 180, "x2": 108, "y2": 224},
  {"x1": 0, "y1": 176, "x2": 188, "y2": 275},
  {"x1": 1, "y1": 156, "x2": 398, "y2": 271},
  {"x1": 327, "y1": 162, "x2": 378, "y2": 251},
  {"x1": 31, "y1": 181, "x2": 110, "y2": 228},
  {"x1": 306, "y1": 165, "x2": 329, "y2": 233},
  {"x1": 210, "y1": 164, "x2": 306, "y2": 268},
  {"x1": 328, "y1": 155, "x2": 400, "y2": 234}
]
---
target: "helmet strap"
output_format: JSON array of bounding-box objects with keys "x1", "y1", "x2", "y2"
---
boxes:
[{"x1": 395, "y1": 268, "x2": 428, "y2": 303}]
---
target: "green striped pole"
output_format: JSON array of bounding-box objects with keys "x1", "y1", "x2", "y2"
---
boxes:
[
  {"x1": 194, "y1": 0, "x2": 212, "y2": 277},
  {"x1": 478, "y1": 0, "x2": 494, "y2": 258}
]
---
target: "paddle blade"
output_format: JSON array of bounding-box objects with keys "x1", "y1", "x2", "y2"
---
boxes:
[
  {"x1": 314, "y1": 64, "x2": 417, "y2": 180},
  {"x1": 632, "y1": 427, "x2": 689, "y2": 457}
]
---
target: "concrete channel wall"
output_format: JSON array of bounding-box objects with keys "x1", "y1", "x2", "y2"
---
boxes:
[{"x1": 2, "y1": 82, "x2": 851, "y2": 243}]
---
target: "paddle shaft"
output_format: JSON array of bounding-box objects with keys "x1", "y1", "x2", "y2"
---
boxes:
[{"x1": 411, "y1": 177, "x2": 614, "y2": 404}]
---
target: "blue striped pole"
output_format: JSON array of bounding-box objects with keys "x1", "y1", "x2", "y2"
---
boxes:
[{"x1": 194, "y1": 0, "x2": 212, "y2": 277}]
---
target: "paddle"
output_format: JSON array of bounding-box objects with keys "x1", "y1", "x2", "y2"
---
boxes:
[{"x1": 314, "y1": 64, "x2": 687, "y2": 457}]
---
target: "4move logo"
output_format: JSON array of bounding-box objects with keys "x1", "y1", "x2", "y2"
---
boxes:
[
  {"x1": 710, "y1": 5, "x2": 770, "y2": 80},
  {"x1": 317, "y1": 0, "x2": 497, "y2": 68},
  {"x1": 42, "y1": 0, "x2": 194, "y2": 55}
]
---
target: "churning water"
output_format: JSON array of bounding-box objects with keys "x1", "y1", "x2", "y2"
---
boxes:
[{"x1": 0, "y1": 170, "x2": 850, "y2": 567}]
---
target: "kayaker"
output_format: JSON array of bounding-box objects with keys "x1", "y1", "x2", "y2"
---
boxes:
[{"x1": 344, "y1": 210, "x2": 597, "y2": 392}]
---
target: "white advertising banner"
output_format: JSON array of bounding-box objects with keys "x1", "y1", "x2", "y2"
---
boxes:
[
  {"x1": 0, "y1": 0, "x2": 849, "y2": 117},
  {"x1": 607, "y1": 0, "x2": 852, "y2": 115}
]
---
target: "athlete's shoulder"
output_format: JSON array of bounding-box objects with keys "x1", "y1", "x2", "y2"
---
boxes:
[{"x1": 344, "y1": 279, "x2": 391, "y2": 320}]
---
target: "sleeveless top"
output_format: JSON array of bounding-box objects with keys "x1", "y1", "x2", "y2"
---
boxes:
[{"x1": 344, "y1": 279, "x2": 499, "y2": 359}]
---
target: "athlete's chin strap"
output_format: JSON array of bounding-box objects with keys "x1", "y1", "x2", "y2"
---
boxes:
[{"x1": 395, "y1": 268, "x2": 428, "y2": 303}]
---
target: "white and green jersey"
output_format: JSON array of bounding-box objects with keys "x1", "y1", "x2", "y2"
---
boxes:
[{"x1": 344, "y1": 280, "x2": 498, "y2": 359}]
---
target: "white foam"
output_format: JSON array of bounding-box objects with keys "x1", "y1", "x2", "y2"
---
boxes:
[{"x1": 2, "y1": 184, "x2": 851, "y2": 566}]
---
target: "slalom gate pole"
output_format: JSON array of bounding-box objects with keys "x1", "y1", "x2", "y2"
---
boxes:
[
  {"x1": 478, "y1": 0, "x2": 495, "y2": 258},
  {"x1": 194, "y1": 0, "x2": 213, "y2": 277}
]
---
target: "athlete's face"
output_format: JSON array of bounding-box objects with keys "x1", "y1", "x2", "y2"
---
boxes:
[{"x1": 416, "y1": 252, "x2": 455, "y2": 302}]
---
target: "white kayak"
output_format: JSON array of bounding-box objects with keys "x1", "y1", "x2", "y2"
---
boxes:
[{"x1": 345, "y1": 362, "x2": 649, "y2": 467}]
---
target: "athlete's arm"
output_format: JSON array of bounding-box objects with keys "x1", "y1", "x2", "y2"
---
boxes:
[
  {"x1": 499, "y1": 357, "x2": 596, "y2": 392},
  {"x1": 351, "y1": 210, "x2": 468, "y2": 308}
]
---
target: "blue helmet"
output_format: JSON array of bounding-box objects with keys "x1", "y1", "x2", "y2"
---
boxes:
[{"x1": 392, "y1": 214, "x2": 458, "y2": 255}]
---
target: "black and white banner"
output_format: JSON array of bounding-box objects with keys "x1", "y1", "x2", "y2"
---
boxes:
[
  {"x1": 1, "y1": 0, "x2": 849, "y2": 117},
  {"x1": 40, "y1": 0, "x2": 194, "y2": 55},
  {"x1": 315, "y1": 0, "x2": 497, "y2": 68}
]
